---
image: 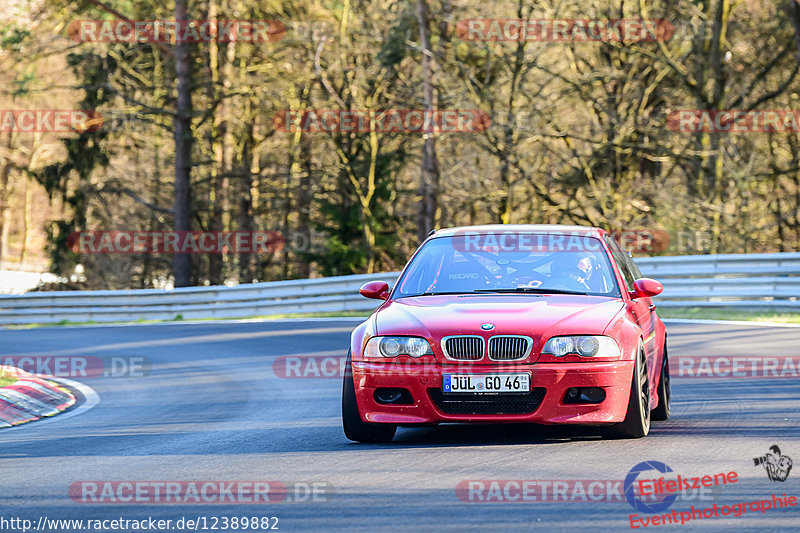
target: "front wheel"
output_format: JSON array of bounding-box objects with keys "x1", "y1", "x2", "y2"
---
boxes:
[
  {"x1": 609, "y1": 347, "x2": 651, "y2": 439},
  {"x1": 342, "y1": 351, "x2": 397, "y2": 443},
  {"x1": 651, "y1": 345, "x2": 670, "y2": 421}
]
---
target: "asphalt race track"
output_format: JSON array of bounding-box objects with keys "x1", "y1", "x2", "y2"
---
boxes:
[{"x1": 1, "y1": 319, "x2": 798, "y2": 532}]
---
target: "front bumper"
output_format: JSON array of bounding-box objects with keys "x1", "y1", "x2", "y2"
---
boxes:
[{"x1": 352, "y1": 360, "x2": 634, "y2": 425}]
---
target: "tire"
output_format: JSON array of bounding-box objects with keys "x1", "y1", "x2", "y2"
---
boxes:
[
  {"x1": 342, "y1": 351, "x2": 397, "y2": 443},
  {"x1": 651, "y1": 345, "x2": 670, "y2": 421},
  {"x1": 609, "y1": 346, "x2": 651, "y2": 439}
]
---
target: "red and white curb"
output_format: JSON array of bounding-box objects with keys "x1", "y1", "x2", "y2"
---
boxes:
[{"x1": 0, "y1": 366, "x2": 77, "y2": 427}]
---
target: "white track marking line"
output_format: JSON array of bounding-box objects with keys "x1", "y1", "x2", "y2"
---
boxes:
[
  {"x1": 663, "y1": 318, "x2": 800, "y2": 328},
  {"x1": 1, "y1": 316, "x2": 368, "y2": 331}
]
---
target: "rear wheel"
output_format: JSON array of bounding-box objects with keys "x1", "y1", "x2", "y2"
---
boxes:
[
  {"x1": 609, "y1": 347, "x2": 650, "y2": 438},
  {"x1": 651, "y1": 345, "x2": 670, "y2": 421},
  {"x1": 342, "y1": 351, "x2": 397, "y2": 443}
]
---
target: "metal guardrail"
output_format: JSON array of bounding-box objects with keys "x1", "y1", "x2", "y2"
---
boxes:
[
  {"x1": 0, "y1": 252, "x2": 798, "y2": 324},
  {"x1": 638, "y1": 252, "x2": 800, "y2": 309}
]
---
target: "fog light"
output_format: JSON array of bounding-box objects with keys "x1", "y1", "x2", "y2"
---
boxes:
[
  {"x1": 563, "y1": 387, "x2": 605, "y2": 404},
  {"x1": 374, "y1": 388, "x2": 413, "y2": 405},
  {"x1": 566, "y1": 388, "x2": 579, "y2": 400},
  {"x1": 580, "y1": 387, "x2": 605, "y2": 403}
]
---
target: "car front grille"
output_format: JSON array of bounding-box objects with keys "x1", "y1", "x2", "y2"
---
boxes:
[
  {"x1": 428, "y1": 388, "x2": 547, "y2": 415},
  {"x1": 487, "y1": 336, "x2": 532, "y2": 361},
  {"x1": 442, "y1": 336, "x2": 485, "y2": 360}
]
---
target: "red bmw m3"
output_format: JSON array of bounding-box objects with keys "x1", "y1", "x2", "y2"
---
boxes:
[{"x1": 342, "y1": 225, "x2": 670, "y2": 442}]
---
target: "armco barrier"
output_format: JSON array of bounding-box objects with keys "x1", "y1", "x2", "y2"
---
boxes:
[{"x1": 0, "y1": 252, "x2": 798, "y2": 324}]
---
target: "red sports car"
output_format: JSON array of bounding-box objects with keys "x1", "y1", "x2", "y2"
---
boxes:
[{"x1": 342, "y1": 225, "x2": 669, "y2": 442}]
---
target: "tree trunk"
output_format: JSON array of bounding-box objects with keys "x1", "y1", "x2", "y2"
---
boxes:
[
  {"x1": 19, "y1": 177, "x2": 31, "y2": 264},
  {"x1": 172, "y1": 0, "x2": 193, "y2": 287},
  {"x1": 416, "y1": 0, "x2": 440, "y2": 242},
  {"x1": 0, "y1": 129, "x2": 13, "y2": 264},
  {"x1": 296, "y1": 133, "x2": 313, "y2": 278},
  {"x1": 207, "y1": 0, "x2": 225, "y2": 286},
  {"x1": 237, "y1": 117, "x2": 255, "y2": 283}
]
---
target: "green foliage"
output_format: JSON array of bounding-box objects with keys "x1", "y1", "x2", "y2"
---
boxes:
[
  {"x1": 31, "y1": 49, "x2": 115, "y2": 275},
  {"x1": 1, "y1": 27, "x2": 30, "y2": 51},
  {"x1": 377, "y1": 11, "x2": 417, "y2": 67},
  {"x1": 11, "y1": 71, "x2": 34, "y2": 97}
]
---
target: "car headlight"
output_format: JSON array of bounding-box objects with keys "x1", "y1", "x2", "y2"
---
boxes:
[
  {"x1": 364, "y1": 336, "x2": 433, "y2": 358},
  {"x1": 541, "y1": 335, "x2": 620, "y2": 357}
]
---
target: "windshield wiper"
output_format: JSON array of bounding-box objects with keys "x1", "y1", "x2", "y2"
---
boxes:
[
  {"x1": 404, "y1": 288, "x2": 590, "y2": 297},
  {"x1": 473, "y1": 287, "x2": 588, "y2": 295},
  {"x1": 404, "y1": 291, "x2": 477, "y2": 297}
]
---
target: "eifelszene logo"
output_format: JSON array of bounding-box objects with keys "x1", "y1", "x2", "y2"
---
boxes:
[
  {"x1": 625, "y1": 461, "x2": 678, "y2": 513},
  {"x1": 753, "y1": 445, "x2": 792, "y2": 482}
]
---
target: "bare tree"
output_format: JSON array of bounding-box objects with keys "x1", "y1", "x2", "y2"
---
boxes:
[
  {"x1": 415, "y1": 0, "x2": 440, "y2": 241},
  {"x1": 172, "y1": 0, "x2": 193, "y2": 286}
]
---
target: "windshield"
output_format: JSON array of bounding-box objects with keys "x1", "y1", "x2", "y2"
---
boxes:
[{"x1": 393, "y1": 234, "x2": 621, "y2": 298}]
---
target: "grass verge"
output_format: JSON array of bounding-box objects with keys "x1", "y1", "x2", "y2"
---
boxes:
[
  {"x1": 0, "y1": 367, "x2": 18, "y2": 388},
  {"x1": 657, "y1": 307, "x2": 800, "y2": 324},
  {"x1": 4, "y1": 310, "x2": 370, "y2": 329}
]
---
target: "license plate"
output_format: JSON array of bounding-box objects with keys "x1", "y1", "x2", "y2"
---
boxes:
[{"x1": 442, "y1": 373, "x2": 530, "y2": 394}]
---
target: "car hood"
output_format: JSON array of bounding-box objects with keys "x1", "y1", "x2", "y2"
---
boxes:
[{"x1": 375, "y1": 294, "x2": 624, "y2": 361}]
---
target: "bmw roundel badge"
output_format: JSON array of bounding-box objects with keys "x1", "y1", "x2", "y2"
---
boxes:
[{"x1": 480, "y1": 323, "x2": 495, "y2": 331}]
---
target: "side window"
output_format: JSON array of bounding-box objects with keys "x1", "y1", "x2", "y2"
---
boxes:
[
  {"x1": 619, "y1": 244, "x2": 645, "y2": 281},
  {"x1": 628, "y1": 254, "x2": 644, "y2": 280},
  {"x1": 604, "y1": 236, "x2": 636, "y2": 291}
]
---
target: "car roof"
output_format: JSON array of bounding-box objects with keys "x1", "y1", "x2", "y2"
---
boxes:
[{"x1": 431, "y1": 224, "x2": 605, "y2": 238}]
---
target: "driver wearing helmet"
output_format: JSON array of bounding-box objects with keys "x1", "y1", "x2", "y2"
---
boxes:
[{"x1": 549, "y1": 253, "x2": 597, "y2": 292}]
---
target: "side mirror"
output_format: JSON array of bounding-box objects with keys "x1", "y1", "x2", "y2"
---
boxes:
[
  {"x1": 631, "y1": 278, "x2": 663, "y2": 299},
  {"x1": 359, "y1": 281, "x2": 389, "y2": 300}
]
